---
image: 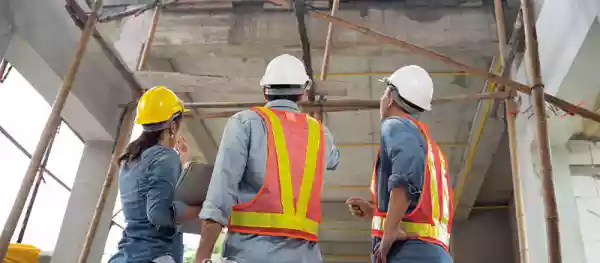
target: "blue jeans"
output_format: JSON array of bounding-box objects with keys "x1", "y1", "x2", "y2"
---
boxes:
[{"x1": 372, "y1": 239, "x2": 453, "y2": 263}]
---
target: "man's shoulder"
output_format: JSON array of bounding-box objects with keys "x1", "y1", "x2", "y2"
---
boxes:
[
  {"x1": 228, "y1": 109, "x2": 264, "y2": 125},
  {"x1": 381, "y1": 116, "x2": 419, "y2": 134}
]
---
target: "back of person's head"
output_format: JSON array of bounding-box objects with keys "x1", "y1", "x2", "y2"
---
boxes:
[
  {"x1": 384, "y1": 65, "x2": 434, "y2": 113},
  {"x1": 120, "y1": 86, "x2": 187, "y2": 165},
  {"x1": 260, "y1": 54, "x2": 310, "y2": 102}
]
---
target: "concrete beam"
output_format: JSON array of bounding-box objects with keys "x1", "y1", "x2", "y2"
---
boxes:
[
  {"x1": 453, "y1": 58, "x2": 506, "y2": 221},
  {"x1": 0, "y1": 0, "x2": 12, "y2": 58},
  {"x1": 52, "y1": 141, "x2": 118, "y2": 263},
  {"x1": 150, "y1": 8, "x2": 498, "y2": 58},
  {"x1": 7, "y1": 0, "x2": 137, "y2": 141},
  {"x1": 144, "y1": 57, "x2": 220, "y2": 163}
]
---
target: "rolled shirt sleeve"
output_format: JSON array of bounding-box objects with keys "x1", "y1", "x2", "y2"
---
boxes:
[
  {"x1": 199, "y1": 114, "x2": 250, "y2": 226},
  {"x1": 380, "y1": 118, "x2": 426, "y2": 195},
  {"x1": 145, "y1": 147, "x2": 185, "y2": 228},
  {"x1": 323, "y1": 125, "x2": 341, "y2": 171}
]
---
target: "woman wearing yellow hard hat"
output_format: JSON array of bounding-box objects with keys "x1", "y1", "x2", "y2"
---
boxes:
[{"x1": 108, "y1": 86, "x2": 201, "y2": 263}]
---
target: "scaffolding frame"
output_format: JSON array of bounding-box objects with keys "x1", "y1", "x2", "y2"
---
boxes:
[{"x1": 0, "y1": 0, "x2": 580, "y2": 262}]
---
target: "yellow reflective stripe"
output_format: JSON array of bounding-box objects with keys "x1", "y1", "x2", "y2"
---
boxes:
[
  {"x1": 427, "y1": 142, "x2": 440, "y2": 221},
  {"x1": 230, "y1": 211, "x2": 319, "y2": 235},
  {"x1": 258, "y1": 107, "x2": 295, "y2": 216},
  {"x1": 401, "y1": 221, "x2": 450, "y2": 245},
  {"x1": 438, "y1": 148, "x2": 450, "y2": 224},
  {"x1": 371, "y1": 216, "x2": 450, "y2": 246},
  {"x1": 296, "y1": 116, "x2": 321, "y2": 218}
]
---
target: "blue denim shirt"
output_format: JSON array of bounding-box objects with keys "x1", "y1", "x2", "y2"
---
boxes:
[
  {"x1": 199, "y1": 100, "x2": 340, "y2": 263},
  {"x1": 372, "y1": 116, "x2": 452, "y2": 263},
  {"x1": 108, "y1": 146, "x2": 185, "y2": 263}
]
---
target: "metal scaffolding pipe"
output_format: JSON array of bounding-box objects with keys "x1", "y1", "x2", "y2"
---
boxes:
[
  {"x1": 0, "y1": 0, "x2": 103, "y2": 258},
  {"x1": 183, "y1": 91, "x2": 509, "y2": 109},
  {"x1": 16, "y1": 127, "x2": 58, "y2": 243},
  {"x1": 493, "y1": 2, "x2": 527, "y2": 262},
  {"x1": 77, "y1": 4, "x2": 161, "y2": 262},
  {"x1": 520, "y1": 0, "x2": 561, "y2": 262}
]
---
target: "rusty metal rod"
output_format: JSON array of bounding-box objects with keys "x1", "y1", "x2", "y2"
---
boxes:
[
  {"x1": 493, "y1": 2, "x2": 527, "y2": 262},
  {"x1": 185, "y1": 106, "x2": 372, "y2": 120},
  {"x1": 16, "y1": 127, "x2": 58, "y2": 243},
  {"x1": 184, "y1": 91, "x2": 509, "y2": 109},
  {"x1": 521, "y1": 0, "x2": 561, "y2": 262},
  {"x1": 490, "y1": 10, "x2": 523, "y2": 118},
  {"x1": 306, "y1": 8, "x2": 600, "y2": 124},
  {"x1": 317, "y1": 0, "x2": 340, "y2": 123},
  {"x1": 319, "y1": 0, "x2": 339, "y2": 82},
  {"x1": 77, "y1": 4, "x2": 160, "y2": 262},
  {"x1": 0, "y1": 1, "x2": 102, "y2": 258}
]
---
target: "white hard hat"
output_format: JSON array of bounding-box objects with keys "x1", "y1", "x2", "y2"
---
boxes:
[
  {"x1": 384, "y1": 65, "x2": 434, "y2": 111},
  {"x1": 260, "y1": 54, "x2": 310, "y2": 89}
]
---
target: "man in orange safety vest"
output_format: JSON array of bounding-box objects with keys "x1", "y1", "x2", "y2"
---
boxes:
[
  {"x1": 347, "y1": 65, "x2": 454, "y2": 263},
  {"x1": 194, "y1": 54, "x2": 340, "y2": 263}
]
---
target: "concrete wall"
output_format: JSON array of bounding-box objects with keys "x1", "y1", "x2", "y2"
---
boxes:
[
  {"x1": 510, "y1": 0, "x2": 600, "y2": 262},
  {"x1": 451, "y1": 209, "x2": 516, "y2": 263},
  {"x1": 567, "y1": 141, "x2": 600, "y2": 262}
]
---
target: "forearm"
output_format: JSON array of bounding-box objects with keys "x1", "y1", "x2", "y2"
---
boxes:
[
  {"x1": 384, "y1": 187, "x2": 409, "y2": 233},
  {"x1": 195, "y1": 219, "x2": 223, "y2": 261}
]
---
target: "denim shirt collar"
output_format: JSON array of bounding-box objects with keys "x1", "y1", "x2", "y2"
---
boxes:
[{"x1": 264, "y1": 100, "x2": 301, "y2": 112}]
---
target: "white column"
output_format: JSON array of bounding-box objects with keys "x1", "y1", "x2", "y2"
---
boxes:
[
  {"x1": 51, "y1": 140, "x2": 118, "y2": 263},
  {"x1": 549, "y1": 146, "x2": 586, "y2": 263}
]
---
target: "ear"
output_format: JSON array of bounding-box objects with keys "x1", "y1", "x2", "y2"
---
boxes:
[
  {"x1": 386, "y1": 97, "x2": 395, "y2": 108},
  {"x1": 170, "y1": 121, "x2": 177, "y2": 134}
]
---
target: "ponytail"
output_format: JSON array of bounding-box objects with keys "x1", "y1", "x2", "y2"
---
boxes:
[
  {"x1": 119, "y1": 130, "x2": 162, "y2": 165},
  {"x1": 118, "y1": 114, "x2": 184, "y2": 165}
]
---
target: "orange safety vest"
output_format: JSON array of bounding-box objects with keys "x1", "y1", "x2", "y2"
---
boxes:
[
  {"x1": 227, "y1": 107, "x2": 325, "y2": 242},
  {"x1": 370, "y1": 116, "x2": 454, "y2": 251}
]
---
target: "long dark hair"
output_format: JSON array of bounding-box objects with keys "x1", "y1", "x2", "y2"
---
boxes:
[{"x1": 119, "y1": 114, "x2": 183, "y2": 165}]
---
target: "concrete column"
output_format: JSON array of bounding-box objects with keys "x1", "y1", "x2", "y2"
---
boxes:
[
  {"x1": 0, "y1": 0, "x2": 13, "y2": 58},
  {"x1": 549, "y1": 146, "x2": 586, "y2": 263},
  {"x1": 51, "y1": 140, "x2": 118, "y2": 263}
]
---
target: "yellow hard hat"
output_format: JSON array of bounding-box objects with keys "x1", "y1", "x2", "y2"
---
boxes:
[{"x1": 135, "y1": 86, "x2": 187, "y2": 126}]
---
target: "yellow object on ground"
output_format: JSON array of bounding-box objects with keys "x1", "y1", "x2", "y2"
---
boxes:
[{"x1": 3, "y1": 244, "x2": 40, "y2": 263}]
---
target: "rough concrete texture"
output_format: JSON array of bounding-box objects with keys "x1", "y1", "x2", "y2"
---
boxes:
[
  {"x1": 151, "y1": 8, "x2": 498, "y2": 57},
  {"x1": 451, "y1": 209, "x2": 516, "y2": 263}
]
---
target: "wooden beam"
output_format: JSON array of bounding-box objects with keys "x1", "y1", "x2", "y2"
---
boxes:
[
  {"x1": 133, "y1": 71, "x2": 349, "y2": 97},
  {"x1": 183, "y1": 91, "x2": 509, "y2": 110}
]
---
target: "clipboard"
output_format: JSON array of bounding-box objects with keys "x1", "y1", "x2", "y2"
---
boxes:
[
  {"x1": 175, "y1": 161, "x2": 213, "y2": 205},
  {"x1": 175, "y1": 161, "x2": 214, "y2": 234}
]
